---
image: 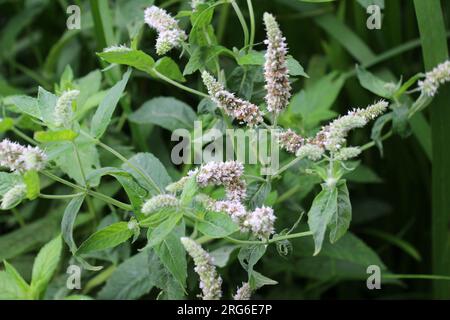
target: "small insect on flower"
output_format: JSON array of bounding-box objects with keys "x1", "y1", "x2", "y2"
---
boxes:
[
  {"x1": 141, "y1": 194, "x2": 180, "y2": 215},
  {"x1": 233, "y1": 282, "x2": 252, "y2": 300},
  {"x1": 1, "y1": 183, "x2": 26, "y2": 210},
  {"x1": 181, "y1": 237, "x2": 222, "y2": 300},
  {"x1": 54, "y1": 89, "x2": 80, "y2": 128},
  {"x1": 144, "y1": 6, "x2": 187, "y2": 55},
  {"x1": 418, "y1": 60, "x2": 450, "y2": 97},
  {"x1": 0, "y1": 139, "x2": 47, "y2": 173},
  {"x1": 263, "y1": 13, "x2": 291, "y2": 114},
  {"x1": 201, "y1": 71, "x2": 264, "y2": 127}
]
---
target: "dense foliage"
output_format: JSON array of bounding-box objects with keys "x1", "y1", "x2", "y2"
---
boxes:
[{"x1": 0, "y1": 0, "x2": 449, "y2": 300}]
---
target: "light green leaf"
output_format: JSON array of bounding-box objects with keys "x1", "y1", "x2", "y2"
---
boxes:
[
  {"x1": 0, "y1": 118, "x2": 15, "y2": 132},
  {"x1": 0, "y1": 173, "x2": 23, "y2": 196},
  {"x1": 90, "y1": 68, "x2": 131, "y2": 138},
  {"x1": 34, "y1": 129, "x2": 78, "y2": 142},
  {"x1": 237, "y1": 51, "x2": 265, "y2": 66},
  {"x1": 0, "y1": 271, "x2": 28, "y2": 299},
  {"x1": 153, "y1": 57, "x2": 185, "y2": 82},
  {"x1": 37, "y1": 86, "x2": 58, "y2": 126},
  {"x1": 356, "y1": 65, "x2": 392, "y2": 98},
  {"x1": 30, "y1": 235, "x2": 62, "y2": 299},
  {"x1": 307, "y1": 187, "x2": 338, "y2": 255},
  {"x1": 197, "y1": 211, "x2": 239, "y2": 238},
  {"x1": 238, "y1": 244, "x2": 267, "y2": 277},
  {"x1": 2, "y1": 261, "x2": 30, "y2": 299},
  {"x1": 146, "y1": 211, "x2": 183, "y2": 248},
  {"x1": 3, "y1": 95, "x2": 41, "y2": 119},
  {"x1": 210, "y1": 245, "x2": 238, "y2": 268},
  {"x1": 97, "y1": 49, "x2": 155, "y2": 73},
  {"x1": 23, "y1": 170, "x2": 40, "y2": 200},
  {"x1": 129, "y1": 97, "x2": 197, "y2": 131},
  {"x1": 287, "y1": 55, "x2": 308, "y2": 77},
  {"x1": 249, "y1": 270, "x2": 278, "y2": 290},
  {"x1": 77, "y1": 222, "x2": 134, "y2": 255},
  {"x1": 61, "y1": 195, "x2": 85, "y2": 254}
]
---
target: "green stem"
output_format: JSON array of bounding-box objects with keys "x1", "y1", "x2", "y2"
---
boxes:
[
  {"x1": 231, "y1": 0, "x2": 249, "y2": 49},
  {"x1": 11, "y1": 127, "x2": 37, "y2": 145},
  {"x1": 39, "y1": 192, "x2": 84, "y2": 199},
  {"x1": 246, "y1": 0, "x2": 255, "y2": 50},
  {"x1": 152, "y1": 69, "x2": 209, "y2": 98}
]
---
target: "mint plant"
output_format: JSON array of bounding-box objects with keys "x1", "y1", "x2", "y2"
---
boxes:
[{"x1": 1, "y1": 0, "x2": 449, "y2": 300}]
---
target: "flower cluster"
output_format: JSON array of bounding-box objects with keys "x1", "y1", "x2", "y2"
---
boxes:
[
  {"x1": 196, "y1": 161, "x2": 246, "y2": 202},
  {"x1": 296, "y1": 143, "x2": 324, "y2": 161},
  {"x1": 418, "y1": 60, "x2": 450, "y2": 97},
  {"x1": 54, "y1": 89, "x2": 79, "y2": 128},
  {"x1": 233, "y1": 282, "x2": 252, "y2": 300},
  {"x1": 202, "y1": 71, "x2": 264, "y2": 127},
  {"x1": 263, "y1": 13, "x2": 291, "y2": 114},
  {"x1": 0, "y1": 139, "x2": 46, "y2": 173},
  {"x1": 1, "y1": 183, "x2": 26, "y2": 210},
  {"x1": 180, "y1": 237, "x2": 222, "y2": 300},
  {"x1": 144, "y1": 6, "x2": 187, "y2": 55},
  {"x1": 277, "y1": 129, "x2": 304, "y2": 154},
  {"x1": 141, "y1": 194, "x2": 180, "y2": 215},
  {"x1": 311, "y1": 100, "x2": 388, "y2": 154}
]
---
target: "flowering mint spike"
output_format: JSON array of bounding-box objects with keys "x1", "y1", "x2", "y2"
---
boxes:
[
  {"x1": 1, "y1": 183, "x2": 26, "y2": 210},
  {"x1": 334, "y1": 147, "x2": 361, "y2": 161},
  {"x1": 201, "y1": 71, "x2": 264, "y2": 127},
  {"x1": 278, "y1": 129, "x2": 305, "y2": 154},
  {"x1": 263, "y1": 13, "x2": 291, "y2": 114},
  {"x1": 233, "y1": 282, "x2": 252, "y2": 300},
  {"x1": 196, "y1": 160, "x2": 246, "y2": 202},
  {"x1": 141, "y1": 194, "x2": 180, "y2": 215},
  {"x1": 0, "y1": 139, "x2": 46, "y2": 173},
  {"x1": 180, "y1": 237, "x2": 222, "y2": 300},
  {"x1": 54, "y1": 89, "x2": 79, "y2": 128},
  {"x1": 418, "y1": 60, "x2": 450, "y2": 97},
  {"x1": 144, "y1": 6, "x2": 187, "y2": 55},
  {"x1": 296, "y1": 144, "x2": 324, "y2": 161},
  {"x1": 244, "y1": 206, "x2": 276, "y2": 240}
]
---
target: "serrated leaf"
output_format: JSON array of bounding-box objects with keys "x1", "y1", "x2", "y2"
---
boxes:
[
  {"x1": 307, "y1": 187, "x2": 338, "y2": 255},
  {"x1": 153, "y1": 57, "x2": 185, "y2": 82},
  {"x1": 77, "y1": 222, "x2": 133, "y2": 255},
  {"x1": 90, "y1": 68, "x2": 131, "y2": 138},
  {"x1": 197, "y1": 211, "x2": 239, "y2": 238},
  {"x1": 146, "y1": 211, "x2": 183, "y2": 248},
  {"x1": 61, "y1": 195, "x2": 85, "y2": 254},
  {"x1": 30, "y1": 235, "x2": 62, "y2": 299},
  {"x1": 154, "y1": 223, "x2": 187, "y2": 290},
  {"x1": 129, "y1": 97, "x2": 197, "y2": 131},
  {"x1": 329, "y1": 182, "x2": 352, "y2": 243},
  {"x1": 98, "y1": 49, "x2": 155, "y2": 73}
]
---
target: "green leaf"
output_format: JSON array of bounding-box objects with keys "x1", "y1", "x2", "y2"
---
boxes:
[
  {"x1": 23, "y1": 170, "x2": 40, "y2": 200},
  {"x1": 30, "y1": 235, "x2": 62, "y2": 299},
  {"x1": 37, "y1": 86, "x2": 58, "y2": 126},
  {"x1": 287, "y1": 55, "x2": 308, "y2": 77},
  {"x1": 97, "y1": 249, "x2": 164, "y2": 300},
  {"x1": 249, "y1": 270, "x2": 278, "y2": 290},
  {"x1": 122, "y1": 152, "x2": 172, "y2": 195},
  {"x1": 34, "y1": 129, "x2": 78, "y2": 142},
  {"x1": 197, "y1": 211, "x2": 239, "y2": 238},
  {"x1": 180, "y1": 176, "x2": 198, "y2": 206},
  {"x1": 392, "y1": 103, "x2": 411, "y2": 138},
  {"x1": 356, "y1": 65, "x2": 392, "y2": 98},
  {"x1": 77, "y1": 222, "x2": 134, "y2": 255},
  {"x1": 2, "y1": 261, "x2": 30, "y2": 299},
  {"x1": 307, "y1": 187, "x2": 338, "y2": 255},
  {"x1": 3, "y1": 95, "x2": 41, "y2": 119},
  {"x1": 61, "y1": 195, "x2": 85, "y2": 254},
  {"x1": 210, "y1": 245, "x2": 239, "y2": 268},
  {"x1": 90, "y1": 68, "x2": 131, "y2": 138},
  {"x1": 153, "y1": 57, "x2": 185, "y2": 82},
  {"x1": 247, "y1": 181, "x2": 271, "y2": 210},
  {"x1": 97, "y1": 49, "x2": 155, "y2": 74},
  {"x1": 146, "y1": 211, "x2": 183, "y2": 248},
  {"x1": 328, "y1": 182, "x2": 352, "y2": 243},
  {"x1": 237, "y1": 51, "x2": 265, "y2": 66},
  {"x1": 370, "y1": 113, "x2": 392, "y2": 156},
  {"x1": 129, "y1": 97, "x2": 197, "y2": 131},
  {"x1": 0, "y1": 271, "x2": 28, "y2": 299},
  {"x1": 183, "y1": 46, "x2": 230, "y2": 75},
  {"x1": 0, "y1": 118, "x2": 14, "y2": 132},
  {"x1": 238, "y1": 244, "x2": 267, "y2": 277},
  {"x1": 154, "y1": 223, "x2": 187, "y2": 290},
  {"x1": 0, "y1": 173, "x2": 23, "y2": 196}
]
